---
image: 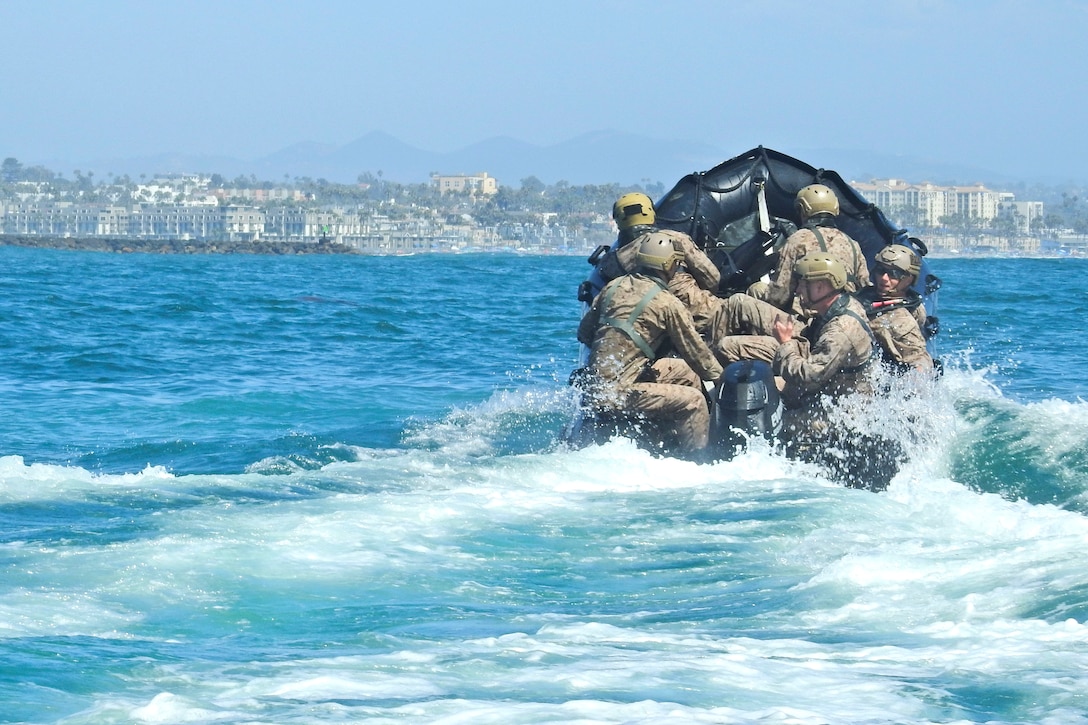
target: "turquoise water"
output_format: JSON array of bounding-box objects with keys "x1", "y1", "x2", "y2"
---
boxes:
[{"x1": 1, "y1": 247, "x2": 1087, "y2": 724}]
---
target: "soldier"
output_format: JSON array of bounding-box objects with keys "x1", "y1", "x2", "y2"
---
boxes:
[
  {"x1": 709, "y1": 185, "x2": 871, "y2": 365},
  {"x1": 856, "y1": 243, "x2": 933, "y2": 374},
  {"x1": 751, "y1": 184, "x2": 870, "y2": 313},
  {"x1": 576, "y1": 232, "x2": 724, "y2": 456},
  {"x1": 771, "y1": 252, "x2": 896, "y2": 490},
  {"x1": 596, "y1": 194, "x2": 721, "y2": 333},
  {"x1": 773, "y1": 253, "x2": 874, "y2": 410}
]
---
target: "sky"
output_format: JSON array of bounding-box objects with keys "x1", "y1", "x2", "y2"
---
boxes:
[{"x1": 1, "y1": 0, "x2": 1086, "y2": 183}]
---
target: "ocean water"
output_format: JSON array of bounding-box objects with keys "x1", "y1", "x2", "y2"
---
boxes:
[{"x1": 1, "y1": 246, "x2": 1087, "y2": 724}]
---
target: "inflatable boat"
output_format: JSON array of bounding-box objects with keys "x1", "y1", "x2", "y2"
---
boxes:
[{"x1": 567, "y1": 146, "x2": 942, "y2": 488}]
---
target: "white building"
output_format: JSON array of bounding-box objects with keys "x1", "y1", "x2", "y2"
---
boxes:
[
  {"x1": 851, "y1": 178, "x2": 1040, "y2": 229},
  {"x1": 431, "y1": 172, "x2": 498, "y2": 196}
]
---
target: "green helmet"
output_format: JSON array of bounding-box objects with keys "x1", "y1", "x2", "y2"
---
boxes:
[
  {"x1": 795, "y1": 184, "x2": 840, "y2": 221},
  {"x1": 635, "y1": 231, "x2": 684, "y2": 274},
  {"x1": 874, "y1": 244, "x2": 921, "y2": 279},
  {"x1": 613, "y1": 192, "x2": 655, "y2": 230},
  {"x1": 794, "y1": 251, "x2": 847, "y2": 291}
]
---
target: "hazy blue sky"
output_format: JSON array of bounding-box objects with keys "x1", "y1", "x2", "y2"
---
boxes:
[{"x1": 2, "y1": 0, "x2": 1085, "y2": 181}]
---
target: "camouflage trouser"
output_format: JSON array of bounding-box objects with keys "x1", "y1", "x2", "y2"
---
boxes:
[
  {"x1": 627, "y1": 358, "x2": 710, "y2": 454},
  {"x1": 746, "y1": 280, "x2": 808, "y2": 319},
  {"x1": 706, "y1": 294, "x2": 806, "y2": 366}
]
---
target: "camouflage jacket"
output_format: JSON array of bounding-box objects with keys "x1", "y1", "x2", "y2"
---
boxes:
[
  {"x1": 597, "y1": 228, "x2": 720, "y2": 293},
  {"x1": 764, "y1": 226, "x2": 870, "y2": 309},
  {"x1": 774, "y1": 293, "x2": 874, "y2": 407},
  {"x1": 577, "y1": 273, "x2": 723, "y2": 391},
  {"x1": 856, "y1": 287, "x2": 932, "y2": 373}
]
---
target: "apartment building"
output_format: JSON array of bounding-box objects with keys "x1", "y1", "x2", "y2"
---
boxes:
[
  {"x1": 997, "y1": 199, "x2": 1044, "y2": 233},
  {"x1": 2, "y1": 202, "x2": 266, "y2": 241},
  {"x1": 0, "y1": 201, "x2": 519, "y2": 251},
  {"x1": 851, "y1": 178, "x2": 1041, "y2": 228},
  {"x1": 213, "y1": 188, "x2": 307, "y2": 203},
  {"x1": 431, "y1": 172, "x2": 498, "y2": 196}
]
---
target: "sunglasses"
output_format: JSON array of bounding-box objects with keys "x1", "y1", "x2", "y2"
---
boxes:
[{"x1": 874, "y1": 264, "x2": 909, "y2": 281}]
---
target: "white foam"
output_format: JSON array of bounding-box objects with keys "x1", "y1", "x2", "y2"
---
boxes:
[
  {"x1": 9, "y1": 363, "x2": 1088, "y2": 723},
  {"x1": 131, "y1": 692, "x2": 237, "y2": 723},
  {"x1": 0, "y1": 454, "x2": 175, "y2": 502}
]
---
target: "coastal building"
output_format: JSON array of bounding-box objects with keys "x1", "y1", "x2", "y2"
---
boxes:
[
  {"x1": 1050, "y1": 232, "x2": 1088, "y2": 254},
  {"x1": 1, "y1": 201, "x2": 99, "y2": 236},
  {"x1": 6, "y1": 181, "x2": 53, "y2": 203},
  {"x1": 851, "y1": 178, "x2": 1041, "y2": 229},
  {"x1": 431, "y1": 172, "x2": 498, "y2": 196},
  {"x1": 997, "y1": 199, "x2": 1044, "y2": 234},
  {"x1": 0, "y1": 200, "x2": 543, "y2": 252},
  {"x1": 133, "y1": 175, "x2": 217, "y2": 205},
  {"x1": 2, "y1": 202, "x2": 266, "y2": 241},
  {"x1": 213, "y1": 187, "x2": 307, "y2": 203}
]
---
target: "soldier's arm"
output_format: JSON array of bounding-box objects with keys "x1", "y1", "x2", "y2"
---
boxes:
[
  {"x1": 577, "y1": 297, "x2": 602, "y2": 347},
  {"x1": 665, "y1": 303, "x2": 723, "y2": 381},
  {"x1": 774, "y1": 321, "x2": 854, "y2": 393},
  {"x1": 679, "y1": 236, "x2": 721, "y2": 291}
]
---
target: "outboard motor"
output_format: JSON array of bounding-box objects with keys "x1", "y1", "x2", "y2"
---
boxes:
[{"x1": 710, "y1": 360, "x2": 783, "y2": 453}]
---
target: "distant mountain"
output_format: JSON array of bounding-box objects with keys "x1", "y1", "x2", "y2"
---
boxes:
[
  {"x1": 249, "y1": 132, "x2": 438, "y2": 183},
  {"x1": 247, "y1": 130, "x2": 728, "y2": 187},
  {"x1": 54, "y1": 132, "x2": 1033, "y2": 189},
  {"x1": 253, "y1": 140, "x2": 340, "y2": 177}
]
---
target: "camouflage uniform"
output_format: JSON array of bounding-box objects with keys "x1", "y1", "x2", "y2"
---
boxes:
[
  {"x1": 774, "y1": 293, "x2": 874, "y2": 436},
  {"x1": 577, "y1": 272, "x2": 724, "y2": 453},
  {"x1": 855, "y1": 287, "x2": 932, "y2": 373},
  {"x1": 597, "y1": 229, "x2": 720, "y2": 296},
  {"x1": 755, "y1": 225, "x2": 870, "y2": 311},
  {"x1": 666, "y1": 269, "x2": 726, "y2": 337},
  {"x1": 776, "y1": 293, "x2": 914, "y2": 491},
  {"x1": 705, "y1": 292, "x2": 798, "y2": 366}
]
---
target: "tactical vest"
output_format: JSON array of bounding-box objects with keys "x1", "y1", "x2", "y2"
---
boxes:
[
  {"x1": 597, "y1": 279, "x2": 665, "y2": 360},
  {"x1": 804, "y1": 294, "x2": 876, "y2": 375}
]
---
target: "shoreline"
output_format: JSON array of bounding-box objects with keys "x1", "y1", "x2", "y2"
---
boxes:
[
  {"x1": 927, "y1": 251, "x2": 1086, "y2": 260},
  {"x1": 0, "y1": 235, "x2": 597, "y2": 257},
  {"x1": 2, "y1": 235, "x2": 1083, "y2": 261},
  {"x1": 0, "y1": 234, "x2": 360, "y2": 255}
]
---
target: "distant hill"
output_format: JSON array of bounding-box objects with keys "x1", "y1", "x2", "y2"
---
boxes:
[{"x1": 51, "y1": 131, "x2": 1027, "y2": 189}]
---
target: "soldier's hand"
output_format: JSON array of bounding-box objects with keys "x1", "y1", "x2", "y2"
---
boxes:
[{"x1": 773, "y1": 314, "x2": 794, "y2": 343}]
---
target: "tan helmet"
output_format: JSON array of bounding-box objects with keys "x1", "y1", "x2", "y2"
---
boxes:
[
  {"x1": 635, "y1": 231, "x2": 685, "y2": 274},
  {"x1": 794, "y1": 251, "x2": 847, "y2": 290},
  {"x1": 795, "y1": 184, "x2": 840, "y2": 221},
  {"x1": 874, "y1": 244, "x2": 921, "y2": 279},
  {"x1": 613, "y1": 192, "x2": 655, "y2": 229}
]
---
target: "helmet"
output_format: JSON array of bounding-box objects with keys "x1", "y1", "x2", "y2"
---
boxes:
[
  {"x1": 794, "y1": 252, "x2": 847, "y2": 291},
  {"x1": 874, "y1": 244, "x2": 921, "y2": 279},
  {"x1": 613, "y1": 192, "x2": 655, "y2": 229},
  {"x1": 635, "y1": 231, "x2": 685, "y2": 274},
  {"x1": 795, "y1": 184, "x2": 840, "y2": 221}
]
